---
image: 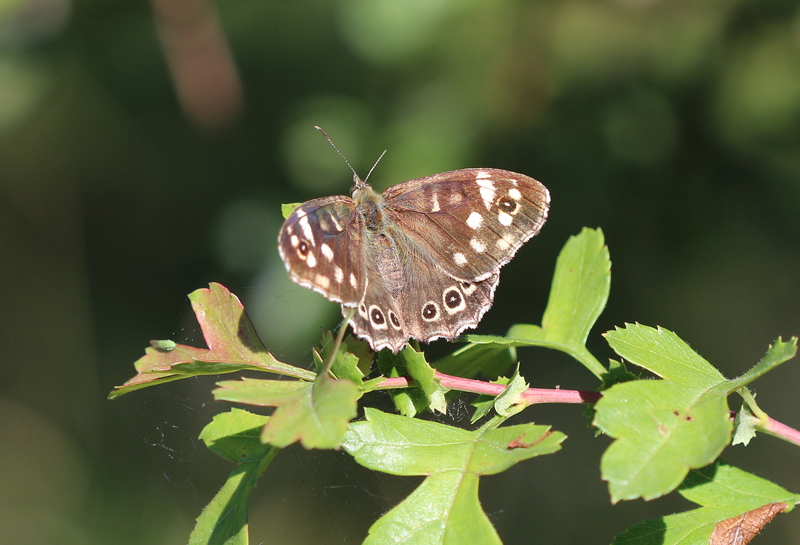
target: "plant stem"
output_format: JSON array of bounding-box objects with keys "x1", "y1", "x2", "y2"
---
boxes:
[
  {"x1": 375, "y1": 371, "x2": 601, "y2": 405},
  {"x1": 325, "y1": 307, "x2": 355, "y2": 376}
]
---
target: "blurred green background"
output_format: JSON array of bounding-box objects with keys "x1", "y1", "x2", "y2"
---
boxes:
[{"x1": 2, "y1": 0, "x2": 800, "y2": 543}]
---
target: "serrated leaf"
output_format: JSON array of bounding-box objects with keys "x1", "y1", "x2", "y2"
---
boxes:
[
  {"x1": 343, "y1": 409, "x2": 565, "y2": 544},
  {"x1": 315, "y1": 332, "x2": 373, "y2": 385},
  {"x1": 732, "y1": 406, "x2": 759, "y2": 447},
  {"x1": 213, "y1": 375, "x2": 359, "y2": 449},
  {"x1": 600, "y1": 359, "x2": 639, "y2": 390},
  {"x1": 598, "y1": 325, "x2": 799, "y2": 502},
  {"x1": 402, "y1": 345, "x2": 448, "y2": 414},
  {"x1": 110, "y1": 283, "x2": 315, "y2": 398},
  {"x1": 612, "y1": 461, "x2": 798, "y2": 545},
  {"x1": 494, "y1": 366, "x2": 528, "y2": 417},
  {"x1": 199, "y1": 408, "x2": 272, "y2": 463},
  {"x1": 377, "y1": 350, "x2": 436, "y2": 417},
  {"x1": 604, "y1": 324, "x2": 725, "y2": 386},
  {"x1": 190, "y1": 410, "x2": 279, "y2": 545},
  {"x1": 460, "y1": 228, "x2": 610, "y2": 378},
  {"x1": 728, "y1": 337, "x2": 797, "y2": 389},
  {"x1": 471, "y1": 376, "x2": 511, "y2": 424}
]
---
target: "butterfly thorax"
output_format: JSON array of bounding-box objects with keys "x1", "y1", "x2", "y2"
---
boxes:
[{"x1": 352, "y1": 184, "x2": 386, "y2": 232}]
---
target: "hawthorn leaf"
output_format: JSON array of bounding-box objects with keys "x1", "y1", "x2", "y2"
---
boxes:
[
  {"x1": 377, "y1": 349, "x2": 446, "y2": 417},
  {"x1": 343, "y1": 409, "x2": 566, "y2": 544},
  {"x1": 281, "y1": 202, "x2": 301, "y2": 219},
  {"x1": 732, "y1": 406, "x2": 759, "y2": 447},
  {"x1": 460, "y1": 228, "x2": 610, "y2": 379},
  {"x1": 190, "y1": 409, "x2": 278, "y2": 545},
  {"x1": 110, "y1": 283, "x2": 314, "y2": 398},
  {"x1": 314, "y1": 332, "x2": 373, "y2": 384},
  {"x1": 493, "y1": 366, "x2": 528, "y2": 417},
  {"x1": 597, "y1": 326, "x2": 798, "y2": 502},
  {"x1": 471, "y1": 376, "x2": 511, "y2": 424},
  {"x1": 612, "y1": 461, "x2": 798, "y2": 545},
  {"x1": 213, "y1": 375, "x2": 359, "y2": 449}
]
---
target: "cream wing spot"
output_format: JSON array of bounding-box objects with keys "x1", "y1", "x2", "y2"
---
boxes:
[
  {"x1": 508, "y1": 188, "x2": 522, "y2": 200},
  {"x1": 349, "y1": 273, "x2": 357, "y2": 288},
  {"x1": 315, "y1": 274, "x2": 330, "y2": 290},
  {"x1": 334, "y1": 266, "x2": 344, "y2": 284},
  {"x1": 306, "y1": 253, "x2": 317, "y2": 268},
  {"x1": 432, "y1": 192, "x2": 440, "y2": 212},
  {"x1": 329, "y1": 214, "x2": 343, "y2": 232},
  {"x1": 461, "y1": 281, "x2": 477, "y2": 295},
  {"x1": 321, "y1": 243, "x2": 334, "y2": 261},
  {"x1": 480, "y1": 187, "x2": 496, "y2": 209},
  {"x1": 496, "y1": 238, "x2": 510, "y2": 251},
  {"x1": 476, "y1": 171, "x2": 491, "y2": 180},
  {"x1": 466, "y1": 211, "x2": 482, "y2": 230},
  {"x1": 470, "y1": 238, "x2": 486, "y2": 253},
  {"x1": 453, "y1": 252, "x2": 467, "y2": 265},
  {"x1": 290, "y1": 235, "x2": 299, "y2": 247},
  {"x1": 298, "y1": 216, "x2": 314, "y2": 244},
  {"x1": 498, "y1": 211, "x2": 513, "y2": 226}
]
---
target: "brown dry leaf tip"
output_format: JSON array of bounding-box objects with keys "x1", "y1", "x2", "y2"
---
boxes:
[
  {"x1": 710, "y1": 503, "x2": 790, "y2": 545},
  {"x1": 507, "y1": 430, "x2": 551, "y2": 450}
]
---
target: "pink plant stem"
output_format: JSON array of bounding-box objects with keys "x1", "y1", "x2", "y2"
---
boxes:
[
  {"x1": 760, "y1": 415, "x2": 800, "y2": 447},
  {"x1": 376, "y1": 371, "x2": 601, "y2": 405}
]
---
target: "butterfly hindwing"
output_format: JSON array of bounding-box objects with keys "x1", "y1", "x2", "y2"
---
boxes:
[{"x1": 382, "y1": 168, "x2": 549, "y2": 281}]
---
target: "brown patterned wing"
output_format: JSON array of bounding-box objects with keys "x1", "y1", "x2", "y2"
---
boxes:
[
  {"x1": 382, "y1": 168, "x2": 550, "y2": 282},
  {"x1": 343, "y1": 232, "x2": 500, "y2": 353},
  {"x1": 277, "y1": 195, "x2": 366, "y2": 306}
]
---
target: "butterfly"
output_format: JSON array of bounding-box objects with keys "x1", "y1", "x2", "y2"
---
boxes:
[{"x1": 278, "y1": 151, "x2": 549, "y2": 353}]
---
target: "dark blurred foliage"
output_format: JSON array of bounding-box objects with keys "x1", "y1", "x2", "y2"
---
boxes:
[{"x1": 2, "y1": 0, "x2": 800, "y2": 543}]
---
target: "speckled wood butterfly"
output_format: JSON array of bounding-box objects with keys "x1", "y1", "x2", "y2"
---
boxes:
[{"x1": 278, "y1": 133, "x2": 550, "y2": 353}]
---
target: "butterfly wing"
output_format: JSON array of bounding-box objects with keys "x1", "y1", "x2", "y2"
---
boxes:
[
  {"x1": 382, "y1": 168, "x2": 550, "y2": 282},
  {"x1": 343, "y1": 229, "x2": 500, "y2": 352},
  {"x1": 277, "y1": 196, "x2": 366, "y2": 305}
]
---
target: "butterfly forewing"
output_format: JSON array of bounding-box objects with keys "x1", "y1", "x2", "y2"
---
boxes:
[
  {"x1": 382, "y1": 168, "x2": 549, "y2": 282},
  {"x1": 278, "y1": 196, "x2": 366, "y2": 305}
]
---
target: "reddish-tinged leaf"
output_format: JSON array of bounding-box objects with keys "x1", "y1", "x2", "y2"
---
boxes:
[
  {"x1": 110, "y1": 283, "x2": 314, "y2": 398},
  {"x1": 710, "y1": 503, "x2": 790, "y2": 545}
]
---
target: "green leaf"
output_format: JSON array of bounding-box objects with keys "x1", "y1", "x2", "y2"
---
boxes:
[
  {"x1": 604, "y1": 324, "x2": 725, "y2": 386},
  {"x1": 493, "y1": 366, "x2": 529, "y2": 417},
  {"x1": 732, "y1": 406, "x2": 759, "y2": 447},
  {"x1": 190, "y1": 409, "x2": 279, "y2": 545},
  {"x1": 402, "y1": 345, "x2": 448, "y2": 414},
  {"x1": 727, "y1": 336, "x2": 797, "y2": 390},
  {"x1": 597, "y1": 326, "x2": 798, "y2": 503},
  {"x1": 471, "y1": 376, "x2": 511, "y2": 424},
  {"x1": 612, "y1": 461, "x2": 798, "y2": 545},
  {"x1": 461, "y1": 228, "x2": 610, "y2": 378},
  {"x1": 110, "y1": 283, "x2": 315, "y2": 398},
  {"x1": 199, "y1": 408, "x2": 272, "y2": 464},
  {"x1": 213, "y1": 374, "x2": 360, "y2": 449},
  {"x1": 343, "y1": 409, "x2": 566, "y2": 544},
  {"x1": 281, "y1": 202, "x2": 302, "y2": 219},
  {"x1": 314, "y1": 332, "x2": 373, "y2": 385},
  {"x1": 377, "y1": 349, "x2": 445, "y2": 417}
]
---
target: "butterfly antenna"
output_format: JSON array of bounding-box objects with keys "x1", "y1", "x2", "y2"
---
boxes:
[
  {"x1": 315, "y1": 126, "x2": 364, "y2": 187},
  {"x1": 364, "y1": 149, "x2": 387, "y2": 184}
]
